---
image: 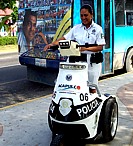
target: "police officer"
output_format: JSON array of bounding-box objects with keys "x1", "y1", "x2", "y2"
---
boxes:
[{"x1": 44, "y1": 4, "x2": 106, "y2": 93}]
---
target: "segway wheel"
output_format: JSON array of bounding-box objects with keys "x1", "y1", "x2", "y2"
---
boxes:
[
  {"x1": 48, "y1": 114, "x2": 53, "y2": 131},
  {"x1": 48, "y1": 114, "x2": 57, "y2": 140},
  {"x1": 102, "y1": 98, "x2": 118, "y2": 142},
  {"x1": 50, "y1": 134, "x2": 64, "y2": 146}
]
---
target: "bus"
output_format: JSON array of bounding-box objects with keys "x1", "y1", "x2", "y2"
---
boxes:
[{"x1": 18, "y1": 0, "x2": 133, "y2": 85}]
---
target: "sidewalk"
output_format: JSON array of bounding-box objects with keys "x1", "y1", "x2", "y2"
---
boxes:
[
  {"x1": 117, "y1": 82, "x2": 133, "y2": 118},
  {"x1": 116, "y1": 82, "x2": 133, "y2": 145},
  {"x1": 0, "y1": 72, "x2": 133, "y2": 146},
  {"x1": 98, "y1": 72, "x2": 133, "y2": 146}
]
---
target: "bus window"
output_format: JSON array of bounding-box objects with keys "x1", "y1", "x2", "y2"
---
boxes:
[
  {"x1": 97, "y1": 0, "x2": 101, "y2": 26},
  {"x1": 115, "y1": 0, "x2": 125, "y2": 25},
  {"x1": 125, "y1": 0, "x2": 133, "y2": 25},
  {"x1": 81, "y1": 0, "x2": 94, "y2": 19},
  {"x1": 126, "y1": 12, "x2": 133, "y2": 25},
  {"x1": 81, "y1": 0, "x2": 93, "y2": 7},
  {"x1": 105, "y1": 0, "x2": 110, "y2": 49},
  {"x1": 125, "y1": 0, "x2": 133, "y2": 10}
]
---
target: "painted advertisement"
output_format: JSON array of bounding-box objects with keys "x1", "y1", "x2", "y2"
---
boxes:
[{"x1": 18, "y1": 0, "x2": 72, "y2": 58}]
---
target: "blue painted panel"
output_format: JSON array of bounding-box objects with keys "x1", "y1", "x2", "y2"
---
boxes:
[
  {"x1": 73, "y1": 0, "x2": 81, "y2": 26},
  {"x1": 114, "y1": 26, "x2": 133, "y2": 53},
  {"x1": 19, "y1": 55, "x2": 60, "y2": 69}
]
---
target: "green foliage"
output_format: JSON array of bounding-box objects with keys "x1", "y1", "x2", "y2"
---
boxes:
[
  {"x1": 0, "y1": 36, "x2": 17, "y2": 46},
  {"x1": 0, "y1": 0, "x2": 16, "y2": 9},
  {"x1": 0, "y1": 0, "x2": 18, "y2": 30},
  {"x1": 11, "y1": 6, "x2": 18, "y2": 24},
  {"x1": 0, "y1": 16, "x2": 10, "y2": 31}
]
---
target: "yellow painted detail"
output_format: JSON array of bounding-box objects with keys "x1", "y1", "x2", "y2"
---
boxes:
[{"x1": 53, "y1": 8, "x2": 72, "y2": 41}]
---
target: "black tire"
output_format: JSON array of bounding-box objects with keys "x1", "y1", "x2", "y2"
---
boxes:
[
  {"x1": 102, "y1": 98, "x2": 118, "y2": 142},
  {"x1": 126, "y1": 48, "x2": 133, "y2": 72},
  {"x1": 50, "y1": 134, "x2": 65, "y2": 146},
  {"x1": 48, "y1": 114, "x2": 57, "y2": 140},
  {"x1": 48, "y1": 114, "x2": 53, "y2": 132},
  {"x1": 50, "y1": 134, "x2": 85, "y2": 146}
]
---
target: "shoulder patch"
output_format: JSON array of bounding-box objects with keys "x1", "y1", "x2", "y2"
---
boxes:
[{"x1": 101, "y1": 33, "x2": 104, "y2": 39}]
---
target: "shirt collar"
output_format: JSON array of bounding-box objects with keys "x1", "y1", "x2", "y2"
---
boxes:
[{"x1": 80, "y1": 20, "x2": 95, "y2": 29}]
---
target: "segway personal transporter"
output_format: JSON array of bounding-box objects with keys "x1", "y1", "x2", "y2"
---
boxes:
[{"x1": 48, "y1": 40, "x2": 118, "y2": 146}]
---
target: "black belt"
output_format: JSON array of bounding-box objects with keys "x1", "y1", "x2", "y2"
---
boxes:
[
  {"x1": 69, "y1": 52, "x2": 103, "y2": 64},
  {"x1": 69, "y1": 53, "x2": 87, "y2": 63}
]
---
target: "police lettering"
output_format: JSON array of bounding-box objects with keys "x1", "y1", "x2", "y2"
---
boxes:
[
  {"x1": 58, "y1": 84, "x2": 76, "y2": 89},
  {"x1": 76, "y1": 99, "x2": 100, "y2": 117}
]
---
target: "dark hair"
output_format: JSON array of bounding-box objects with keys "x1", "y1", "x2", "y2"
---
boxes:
[
  {"x1": 23, "y1": 9, "x2": 37, "y2": 25},
  {"x1": 80, "y1": 5, "x2": 93, "y2": 15}
]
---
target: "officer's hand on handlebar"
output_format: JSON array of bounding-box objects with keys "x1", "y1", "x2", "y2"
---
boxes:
[
  {"x1": 79, "y1": 47, "x2": 87, "y2": 52},
  {"x1": 44, "y1": 43, "x2": 53, "y2": 51}
]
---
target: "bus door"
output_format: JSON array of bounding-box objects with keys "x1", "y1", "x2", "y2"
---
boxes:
[
  {"x1": 84, "y1": 0, "x2": 114, "y2": 75},
  {"x1": 96, "y1": 0, "x2": 113, "y2": 75}
]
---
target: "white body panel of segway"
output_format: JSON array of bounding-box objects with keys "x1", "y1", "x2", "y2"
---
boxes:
[
  {"x1": 58, "y1": 40, "x2": 80, "y2": 56},
  {"x1": 49, "y1": 40, "x2": 118, "y2": 140},
  {"x1": 50, "y1": 62, "x2": 110, "y2": 138}
]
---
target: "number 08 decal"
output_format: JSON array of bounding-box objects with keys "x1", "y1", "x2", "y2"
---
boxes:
[{"x1": 80, "y1": 93, "x2": 89, "y2": 101}]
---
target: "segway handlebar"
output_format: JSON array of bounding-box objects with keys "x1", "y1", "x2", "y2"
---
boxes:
[
  {"x1": 58, "y1": 40, "x2": 98, "y2": 57},
  {"x1": 49, "y1": 45, "x2": 59, "y2": 51},
  {"x1": 76, "y1": 43, "x2": 98, "y2": 48},
  {"x1": 49, "y1": 42, "x2": 98, "y2": 50}
]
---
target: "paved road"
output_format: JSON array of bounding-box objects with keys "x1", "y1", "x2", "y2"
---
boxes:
[
  {"x1": 0, "y1": 72, "x2": 133, "y2": 146},
  {"x1": 0, "y1": 53, "x2": 54, "y2": 108},
  {"x1": 0, "y1": 52, "x2": 19, "y2": 68}
]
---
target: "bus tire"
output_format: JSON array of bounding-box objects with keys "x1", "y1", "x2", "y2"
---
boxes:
[
  {"x1": 102, "y1": 98, "x2": 118, "y2": 142},
  {"x1": 126, "y1": 48, "x2": 133, "y2": 72}
]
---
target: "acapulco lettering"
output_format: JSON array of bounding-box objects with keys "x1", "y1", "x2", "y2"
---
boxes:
[{"x1": 58, "y1": 84, "x2": 80, "y2": 90}]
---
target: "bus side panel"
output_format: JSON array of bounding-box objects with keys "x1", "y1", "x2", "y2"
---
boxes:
[
  {"x1": 113, "y1": 26, "x2": 133, "y2": 70},
  {"x1": 18, "y1": 1, "x2": 73, "y2": 85}
]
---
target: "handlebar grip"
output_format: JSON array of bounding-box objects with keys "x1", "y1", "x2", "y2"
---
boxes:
[
  {"x1": 49, "y1": 45, "x2": 59, "y2": 50},
  {"x1": 76, "y1": 43, "x2": 98, "y2": 48}
]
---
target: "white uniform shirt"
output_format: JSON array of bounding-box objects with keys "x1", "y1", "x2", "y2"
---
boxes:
[
  {"x1": 64, "y1": 21, "x2": 106, "y2": 54},
  {"x1": 64, "y1": 21, "x2": 106, "y2": 87}
]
